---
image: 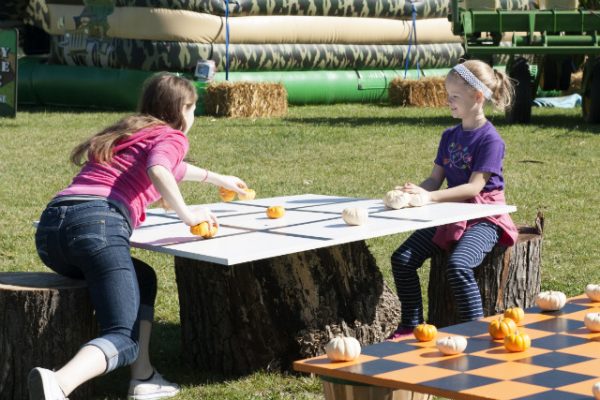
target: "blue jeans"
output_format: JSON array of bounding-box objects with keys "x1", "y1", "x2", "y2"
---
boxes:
[{"x1": 35, "y1": 197, "x2": 157, "y2": 373}]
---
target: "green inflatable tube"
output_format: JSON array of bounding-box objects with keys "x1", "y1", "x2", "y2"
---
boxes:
[
  {"x1": 18, "y1": 57, "x2": 464, "y2": 111},
  {"x1": 18, "y1": 56, "x2": 153, "y2": 108},
  {"x1": 199, "y1": 69, "x2": 453, "y2": 105}
]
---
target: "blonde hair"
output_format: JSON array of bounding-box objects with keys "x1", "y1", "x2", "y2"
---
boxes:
[
  {"x1": 71, "y1": 73, "x2": 198, "y2": 166},
  {"x1": 448, "y1": 60, "x2": 515, "y2": 112}
]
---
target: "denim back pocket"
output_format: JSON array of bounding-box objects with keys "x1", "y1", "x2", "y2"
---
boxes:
[
  {"x1": 35, "y1": 226, "x2": 53, "y2": 265},
  {"x1": 66, "y1": 219, "x2": 108, "y2": 256}
]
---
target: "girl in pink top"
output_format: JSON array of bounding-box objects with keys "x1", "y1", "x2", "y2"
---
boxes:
[{"x1": 30, "y1": 73, "x2": 249, "y2": 400}]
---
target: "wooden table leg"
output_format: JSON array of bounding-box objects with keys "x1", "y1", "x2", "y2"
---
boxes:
[
  {"x1": 322, "y1": 377, "x2": 433, "y2": 400},
  {"x1": 174, "y1": 240, "x2": 401, "y2": 375}
]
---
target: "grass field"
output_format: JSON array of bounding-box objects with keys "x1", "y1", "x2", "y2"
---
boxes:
[{"x1": 1, "y1": 104, "x2": 599, "y2": 399}]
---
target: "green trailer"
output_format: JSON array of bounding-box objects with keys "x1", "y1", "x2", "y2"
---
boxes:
[{"x1": 450, "y1": 0, "x2": 600, "y2": 122}]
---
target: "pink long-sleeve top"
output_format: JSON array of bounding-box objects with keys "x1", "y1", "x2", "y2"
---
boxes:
[{"x1": 57, "y1": 125, "x2": 189, "y2": 228}]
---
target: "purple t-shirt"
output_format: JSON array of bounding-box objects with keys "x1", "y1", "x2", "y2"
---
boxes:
[{"x1": 434, "y1": 121, "x2": 505, "y2": 192}]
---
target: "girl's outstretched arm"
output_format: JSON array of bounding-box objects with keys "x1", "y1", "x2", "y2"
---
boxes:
[
  {"x1": 182, "y1": 164, "x2": 248, "y2": 196},
  {"x1": 148, "y1": 165, "x2": 216, "y2": 226}
]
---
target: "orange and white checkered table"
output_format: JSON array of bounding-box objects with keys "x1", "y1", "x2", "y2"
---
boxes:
[{"x1": 294, "y1": 295, "x2": 600, "y2": 400}]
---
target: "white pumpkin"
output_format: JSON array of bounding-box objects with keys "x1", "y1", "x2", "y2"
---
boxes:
[
  {"x1": 586, "y1": 284, "x2": 600, "y2": 302},
  {"x1": 593, "y1": 381, "x2": 600, "y2": 400},
  {"x1": 408, "y1": 193, "x2": 429, "y2": 207},
  {"x1": 584, "y1": 312, "x2": 600, "y2": 332},
  {"x1": 436, "y1": 335, "x2": 468, "y2": 355},
  {"x1": 384, "y1": 190, "x2": 411, "y2": 209},
  {"x1": 342, "y1": 207, "x2": 369, "y2": 226},
  {"x1": 535, "y1": 290, "x2": 567, "y2": 311},
  {"x1": 325, "y1": 336, "x2": 361, "y2": 362}
]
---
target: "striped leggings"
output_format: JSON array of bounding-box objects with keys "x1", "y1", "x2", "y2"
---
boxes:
[{"x1": 391, "y1": 222, "x2": 500, "y2": 328}]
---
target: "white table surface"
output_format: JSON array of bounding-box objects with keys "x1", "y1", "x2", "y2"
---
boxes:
[{"x1": 130, "y1": 194, "x2": 517, "y2": 266}]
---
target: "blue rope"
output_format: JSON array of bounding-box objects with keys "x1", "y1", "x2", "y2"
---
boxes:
[
  {"x1": 225, "y1": 0, "x2": 230, "y2": 81},
  {"x1": 403, "y1": 2, "x2": 421, "y2": 79}
]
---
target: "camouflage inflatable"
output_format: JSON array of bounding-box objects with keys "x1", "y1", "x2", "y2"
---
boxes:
[
  {"x1": 34, "y1": 0, "x2": 538, "y2": 24},
  {"x1": 50, "y1": 37, "x2": 509, "y2": 71}
]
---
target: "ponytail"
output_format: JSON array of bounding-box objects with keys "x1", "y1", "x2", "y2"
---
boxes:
[{"x1": 491, "y1": 68, "x2": 515, "y2": 112}]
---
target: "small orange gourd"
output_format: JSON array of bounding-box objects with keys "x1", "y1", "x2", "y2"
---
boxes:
[
  {"x1": 413, "y1": 323, "x2": 437, "y2": 342},
  {"x1": 504, "y1": 307, "x2": 525, "y2": 326},
  {"x1": 190, "y1": 222, "x2": 218, "y2": 238},
  {"x1": 219, "y1": 187, "x2": 236, "y2": 202},
  {"x1": 489, "y1": 317, "x2": 517, "y2": 340},
  {"x1": 266, "y1": 206, "x2": 285, "y2": 219},
  {"x1": 504, "y1": 332, "x2": 531, "y2": 352}
]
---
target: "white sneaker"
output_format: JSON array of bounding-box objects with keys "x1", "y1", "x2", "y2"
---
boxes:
[
  {"x1": 128, "y1": 370, "x2": 180, "y2": 400},
  {"x1": 28, "y1": 367, "x2": 67, "y2": 400}
]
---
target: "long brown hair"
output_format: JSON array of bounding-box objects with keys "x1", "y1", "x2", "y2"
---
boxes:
[{"x1": 70, "y1": 73, "x2": 198, "y2": 165}]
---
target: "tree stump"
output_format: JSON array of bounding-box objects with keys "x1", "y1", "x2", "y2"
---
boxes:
[
  {"x1": 427, "y1": 213, "x2": 543, "y2": 328},
  {"x1": 0, "y1": 272, "x2": 97, "y2": 400},
  {"x1": 174, "y1": 240, "x2": 401, "y2": 375}
]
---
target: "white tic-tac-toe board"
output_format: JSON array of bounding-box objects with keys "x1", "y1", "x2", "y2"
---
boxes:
[{"x1": 130, "y1": 194, "x2": 516, "y2": 266}]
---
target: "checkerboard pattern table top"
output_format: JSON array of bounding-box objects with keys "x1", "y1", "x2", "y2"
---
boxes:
[
  {"x1": 130, "y1": 194, "x2": 516, "y2": 265},
  {"x1": 294, "y1": 295, "x2": 600, "y2": 400}
]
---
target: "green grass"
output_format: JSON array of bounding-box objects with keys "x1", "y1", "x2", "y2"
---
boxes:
[{"x1": 1, "y1": 104, "x2": 599, "y2": 399}]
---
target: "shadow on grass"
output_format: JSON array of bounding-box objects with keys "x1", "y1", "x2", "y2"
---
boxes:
[
  {"x1": 283, "y1": 115, "x2": 450, "y2": 127},
  {"x1": 487, "y1": 113, "x2": 600, "y2": 133},
  {"x1": 17, "y1": 105, "x2": 126, "y2": 115},
  {"x1": 285, "y1": 113, "x2": 600, "y2": 134},
  {"x1": 92, "y1": 321, "x2": 271, "y2": 399}
]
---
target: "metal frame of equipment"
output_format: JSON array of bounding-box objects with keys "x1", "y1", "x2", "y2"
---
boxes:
[{"x1": 450, "y1": 0, "x2": 600, "y2": 122}]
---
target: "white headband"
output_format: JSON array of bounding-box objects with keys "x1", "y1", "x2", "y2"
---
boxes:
[{"x1": 452, "y1": 64, "x2": 493, "y2": 100}]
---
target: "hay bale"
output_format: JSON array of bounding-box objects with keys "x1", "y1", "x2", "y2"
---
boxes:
[
  {"x1": 204, "y1": 81, "x2": 288, "y2": 118},
  {"x1": 388, "y1": 76, "x2": 447, "y2": 107},
  {"x1": 539, "y1": 0, "x2": 578, "y2": 8}
]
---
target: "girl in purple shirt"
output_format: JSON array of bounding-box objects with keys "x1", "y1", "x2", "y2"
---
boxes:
[
  {"x1": 388, "y1": 60, "x2": 518, "y2": 339},
  {"x1": 30, "y1": 74, "x2": 249, "y2": 400}
]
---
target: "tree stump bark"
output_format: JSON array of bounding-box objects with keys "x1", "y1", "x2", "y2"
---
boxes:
[
  {"x1": 427, "y1": 213, "x2": 543, "y2": 328},
  {"x1": 174, "y1": 240, "x2": 401, "y2": 375},
  {"x1": 0, "y1": 272, "x2": 97, "y2": 400}
]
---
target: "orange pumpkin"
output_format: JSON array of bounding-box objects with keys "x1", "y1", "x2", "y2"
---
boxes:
[
  {"x1": 239, "y1": 189, "x2": 256, "y2": 201},
  {"x1": 504, "y1": 332, "x2": 531, "y2": 352},
  {"x1": 488, "y1": 317, "x2": 517, "y2": 340},
  {"x1": 266, "y1": 206, "x2": 285, "y2": 219},
  {"x1": 219, "y1": 187, "x2": 236, "y2": 202},
  {"x1": 413, "y1": 323, "x2": 437, "y2": 342},
  {"x1": 189, "y1": 222, "x2": 218, "y2": 238},
  {"x1": 504, "y1": 307, "x2": 525, "y2": 325}
]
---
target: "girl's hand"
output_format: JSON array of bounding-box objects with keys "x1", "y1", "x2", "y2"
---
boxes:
[
  {"x1": 218, "y1": 175, "x2": 248, "y2": 196},
  {"x1": 187, "y1": 207, "x2": 218, "y2": 228},
  {"x1": 399, "y1": 182, "x2": 428, "y2": 194},
  {"x1": 408, "y1": 192, "x2": 432, "y2": 207}
]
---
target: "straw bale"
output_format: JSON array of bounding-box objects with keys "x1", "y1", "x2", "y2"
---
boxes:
[
  {"x1": 205, "y1": 81, "x2": 288, "y2": 118},
  {"x1": 539, "y1": 0, "x2": 577, "y2": 8},
  {"x1": 388, "y1": 76, "x2": 447, "y2": 107}
]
